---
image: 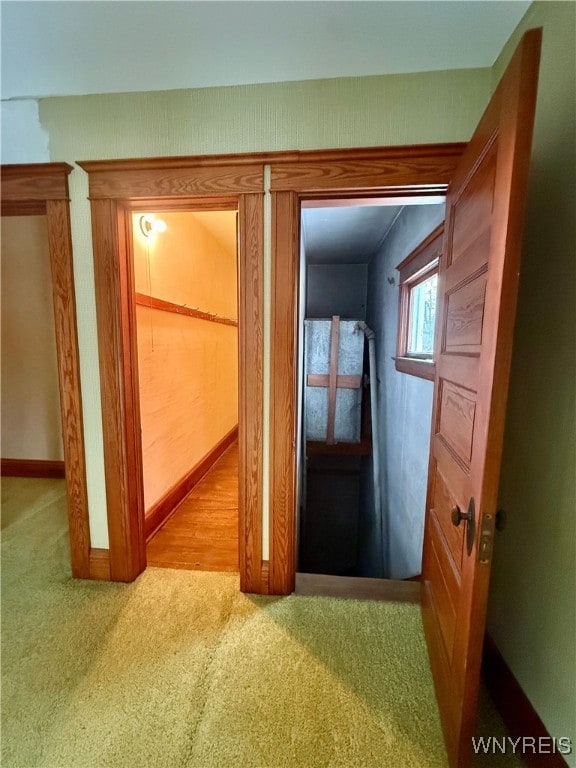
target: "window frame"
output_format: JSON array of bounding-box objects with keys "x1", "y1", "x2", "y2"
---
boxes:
[{"x1": 395, "y1": 223, "x2": 444, "y2": 380}]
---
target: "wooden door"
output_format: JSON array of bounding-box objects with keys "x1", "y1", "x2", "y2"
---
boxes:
[{"x1": 422, "y1": 29, "x2": 541, "y2": 768}]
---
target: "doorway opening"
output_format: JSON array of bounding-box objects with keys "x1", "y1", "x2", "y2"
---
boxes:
[
  {"x1": 297, "y1": 197, "x2": 446, "y2": 589},
  {"x1": 130, "y1": 208, "x2": 240, "y2": 573},
  {"x1": 1, "y1": 214, "x2": 65, "y2": 480}
]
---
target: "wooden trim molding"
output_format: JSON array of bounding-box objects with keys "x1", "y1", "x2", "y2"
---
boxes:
[
  {"x1": 396, "y1": 223, "x2": 444, "y2": 277},
  {"x1": 46, "y1": 197, "x2": 92, "y2": 578},
  {"x1": 86, "y1": 161, "x2": 265, "y2": 590},
  {"x1": 395, "y1": 224, "x2": 444, "y2": 381},
  {"x1": 83, "y1": 144, "x2": 466, "y2": 593},
  {"x1": 267, "y1": 146, "x2": 465, "y2": 595},
  {"x1": 295, "y1": 573, "x2": 421, "y2": 603},
  {"x1": 482, "y1": 634, "x2": 570, "y2": 768},
  {"x1": 125, "y1": 197, "x2": 239, "y2": 213},
  {"x1": 238, "y1": 193, "x2": 264, "y2": 594},
  {"x1": 270, "y1": 145, "x2": 465, "y2": 193},
  {"x1": 90, "y1": 198, "x2": 147, "y2": 582},
  {"x1": 1, "y1": 199, "x2": 47, "y2": 216},
  {"x1": 1, "y1": 163, "x2": 91, "y2": 580},
  {"x1": 1, "y1": 458, "x2": 66, "y2": 479},
  {"x1": 88, "y1": 548, "x2": 111, "y2": 581},
  {"x1": 78, "y1": 145, "x2": 465, "y2": 199},
  {"x1": 134, "y1": 292, "x2": 238, "y2": 327},
  {"x1": 145, "y1": 426, "x2": 239, "y2": 541},
  {"x1": 1, "y1": 162, "x2": 73, "y2": 202},
  {"x1": 269, "y1": 190, "x2": 300, "y2": 596},
  {"x1": 78, "y1": 143, "x2": 464, "y2": 175},
  {"x1": 78, "y1": 162, "x2": 265, "y2": 200}
]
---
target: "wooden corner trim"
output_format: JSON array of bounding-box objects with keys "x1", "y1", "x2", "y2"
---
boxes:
[
  {"x1": 145, "y1": 426, "x2": 239, "y2": 541},
  {"x1": 482, "y1": 633, "x2": 570, "y2": 768},
  {"x1": 76, "y1": 143, "x2": 466, "y2": 174},
  {"x1": 1, "y1": 162, "x2": 73, "y2": 202},
  {"x1": 1, "y1": 458, "x2": 66, "y2": 479},
  {"x1": 88, "y1": 548, "x2": 111, "y2": 581},
  {"x1": 1, "y1": 162, "x2": 73, "y2": 176}
]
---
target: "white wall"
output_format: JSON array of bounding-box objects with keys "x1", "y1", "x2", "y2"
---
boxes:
[
  {"x1": 1, "y1": 100, "x2": 49, "y2": 163},
  {"x1": 1, "y1": 215, "x2": 63, "y2": 461}
]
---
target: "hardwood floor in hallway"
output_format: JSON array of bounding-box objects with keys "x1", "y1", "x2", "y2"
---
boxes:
[{"x1": 147, "y1": 442, "x2": 239, "y2": 572}]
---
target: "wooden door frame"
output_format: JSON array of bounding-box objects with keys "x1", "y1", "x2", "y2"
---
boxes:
[
  {"x1": 78, "y1": 144, "x2": 466, "y2": 592},
  {"x1": 1, "y1": 163, "x2": 92, "y2": 578},
  {"x1": 77, "y1": 156, "x2": 266, "y2": 589},
  {"x1": 267, "y1": 143, "x2": 467, "y2": 595}
]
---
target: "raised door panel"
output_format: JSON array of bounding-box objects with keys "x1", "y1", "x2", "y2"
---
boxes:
[{"x1": 444, "y1": 272, "x2": 488, "y2": 354}]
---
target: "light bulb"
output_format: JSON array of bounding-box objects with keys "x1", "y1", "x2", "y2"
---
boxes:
[{"x1": 139, "y1": 215, "x2": 167, "y2": 238}]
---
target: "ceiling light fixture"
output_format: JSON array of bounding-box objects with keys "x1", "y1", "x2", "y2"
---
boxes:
[{"x1": 139, "y1": 215, "x2": 167, "y2": 238}]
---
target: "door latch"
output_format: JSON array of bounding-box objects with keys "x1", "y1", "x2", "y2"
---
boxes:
[{"x1": 478, "y1": 513, "x2": 495, "y2": 564}]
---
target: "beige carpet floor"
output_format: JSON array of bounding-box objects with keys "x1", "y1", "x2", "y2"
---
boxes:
[{"x1": 1, "y1": 478, "x2": 520, "y2": 768}]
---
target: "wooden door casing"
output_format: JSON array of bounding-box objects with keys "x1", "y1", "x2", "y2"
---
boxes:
[
  {"x1": 422, "y1": 29, "x2": 542, "y2": 768},
  {"x1": 268, "y1": 144, "x2": 466, "y2": 595},
  {"x1": 80, "y1": 157, "x2": 266, "y2": 588},
  {"x1": 80, "y1": 147, "x2": 466, "y2": 592},
  {"x1": 1, "y1": 164, "x2": 92, "y2": 579}
]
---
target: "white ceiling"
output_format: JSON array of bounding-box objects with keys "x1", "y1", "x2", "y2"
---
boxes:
[{"x1": 1, "y1": 1, "x2": 531, "y2": 100}]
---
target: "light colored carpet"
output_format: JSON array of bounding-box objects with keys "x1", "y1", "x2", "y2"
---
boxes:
[{"x1": 1, "y1": 478, "x2": 521, "y2": 768}]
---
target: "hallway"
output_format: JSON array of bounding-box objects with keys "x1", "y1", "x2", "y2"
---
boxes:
[{"x1": 147, "y1": 442, "x2": 239, "y2": 572}]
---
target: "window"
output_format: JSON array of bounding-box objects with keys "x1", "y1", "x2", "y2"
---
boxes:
[{"x1": 395, "y1": 224, "x2": 444, "y2": 380}]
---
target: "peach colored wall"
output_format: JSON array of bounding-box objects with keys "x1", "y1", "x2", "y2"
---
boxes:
[
  {"x1": 1, "y1": 215, "x2": 63, "y2": 460},
  {"x1": 132, "y1": 211, "x2": 238, "y2": 510}
]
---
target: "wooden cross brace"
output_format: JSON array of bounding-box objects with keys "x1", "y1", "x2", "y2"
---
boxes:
[{"x1": 306, "y1": 315, "x2": 362, "y2": 445}]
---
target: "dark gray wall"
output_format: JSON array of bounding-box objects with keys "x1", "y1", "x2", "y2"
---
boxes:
[
  {"x1": 359, "y1": 204, "x2": 444, "y2": 579},
  {"x1": 306, "y1": 264, "x2": 367, "y2": 320}
]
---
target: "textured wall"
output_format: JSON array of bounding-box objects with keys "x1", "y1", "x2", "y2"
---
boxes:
[
  {"x1": 486, "y1": 3, "x2": 576, "y2": 759},
  {"x1": 132, "y1": 212, "x2": 238, "y2": 510},
  {"x1": 1, "y1": 216, "x2": 63, "y2": 461},
  {"x1": 37, "y1": 67, "x2": 491, "y2": 548},
  {"x1": 360, "y1": 205, "x2": 444, "y2": 579}
]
